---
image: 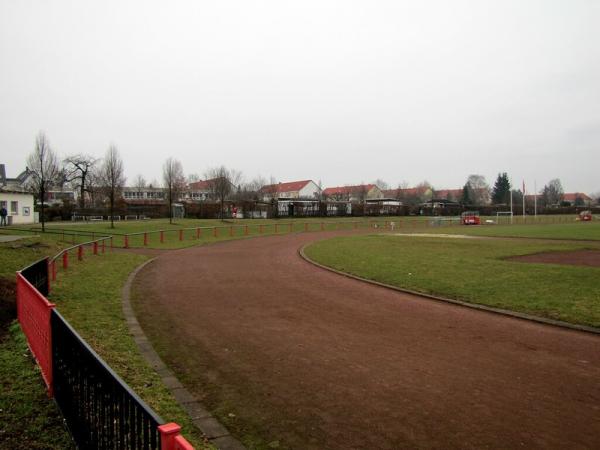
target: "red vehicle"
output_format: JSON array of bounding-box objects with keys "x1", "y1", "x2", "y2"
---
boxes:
[
  {"x1": 579, "y1": 211, "x2": 593, "y2": 221},
  {"x1": 461, "y1": 211, "x2": 481, "y2": 225}
]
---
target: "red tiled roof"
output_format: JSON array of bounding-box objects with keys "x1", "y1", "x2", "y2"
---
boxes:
[
  {"x1": 259, "y1": 180, "x2": 313, "y2": 194},
  {"x1": 434, "y1": 189, "x2": 463, "y2": 199},
  {"x1": 323, "y1": 184, "x2": 377, "y2": 196},
  {"x1": 526, "y1": 192, "x2": 592, "y2": 202},
  {"x1": 188, "y1": 178, "x2": 224, "y2": 190},
  {"x1": 382, "y1": 186, "x2": 431, "y2": 198}
]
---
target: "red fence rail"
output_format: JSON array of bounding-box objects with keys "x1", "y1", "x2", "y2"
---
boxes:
[{"x1": 16, "y1": 270, "x2": 55, "y2": 395}]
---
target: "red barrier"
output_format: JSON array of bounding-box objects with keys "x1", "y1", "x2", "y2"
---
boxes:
[
  {"x1": 78, "y1": 246, "x2": 83, "y2": 261},
  {"x1": 16, "y1": 273, "x2": 55, "y2": 395},
  {"x1": 101, "y1": 240, "x2": 105, "y2": 253},
  {"x1": 62, "y1": 251, "x2": 68, "y2": 269},
  {"x1": 160, "y1": 231, "x2": 164, "y2": 243},
  {"x1": 159, "y1": 423, "x2": 195, "y2": 450},
  {"x1": 144, "y1": 233, "x2": 148, "y2": 246},
  {"x1": 124, "y1": 235, "x2": 129, "y2": 249}
]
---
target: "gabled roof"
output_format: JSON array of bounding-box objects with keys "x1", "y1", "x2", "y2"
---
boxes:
[
  {"x1": 259, "y1": 180, "x2": 314, "y2": 194},
  {"x1": 323, "y1": 184, "x2": 377, "y2": 196},
  {"x1": 382, "y1": 186, "x2": 432, "y2": 198},
  {"x1": 563, "y1": 192, "x2": 592, "y2": 202},
  {"x1": 188, "y1": 177, "x2": 230, "y2": 191}
]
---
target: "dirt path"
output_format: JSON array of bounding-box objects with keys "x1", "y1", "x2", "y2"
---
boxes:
[
  {"x1": 510, "y1": 249, "x2": 600, "y2": 267},
  {"x1": 133, "y1": 231, "x2": 600, "y2": 450}
]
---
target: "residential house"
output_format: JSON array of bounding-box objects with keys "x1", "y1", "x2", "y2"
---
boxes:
[
  {"x1": 323, "y1": 184, "x2": 383, "y2": 202},
  {"x1": 259, "y1": 180, "x2": 321, "y2": 201},
  {"x1": 0, "y1": 164, "x2": 35, "y2": 224},
  {"x1": 122, "y1": 186, "x2": 166, "y2": 204},
  {"x1": 182, "y1": 178, "x2": 238, "y2": 202}
]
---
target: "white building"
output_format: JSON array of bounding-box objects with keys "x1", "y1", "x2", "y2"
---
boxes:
[
  {"x1": 259, "y1": 180, "x2": 321, "y2": 201},
  {"x1": 0, "y1": 190, "x2": 35, "y2": 225}
]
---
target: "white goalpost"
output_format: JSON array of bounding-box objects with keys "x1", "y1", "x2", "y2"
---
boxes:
[{"x1": 496, "y1": 211, "x2": 513, "y2": 224}]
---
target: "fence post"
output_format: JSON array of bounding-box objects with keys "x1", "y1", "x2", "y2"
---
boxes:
[
  {"x1": 63, "y1": 251, "x2": 68, "y2": 269},
  {"x1": 78, "y1": 245, "x2": 83, "y2": 261},
  {"x1": 229, "y1": 226, "x2": 234, "y2": 237},
  {"x1": 275, "y1": 224, "x2": 278, "y2": 233},
  {"x1": 213, "y1": 227, "x2": 218, "y2": 238},
  {"x1": 179, "y1": 230, "x2": 183, "y2": 241},
  {"x1": 93, "y1": 241, "x2": 98, "y2": 255},
  {"x1": 196, "y1": 228, "x2": 201, "y2": 239},
  {"x1": 259, "y1": 224, "x2": 263, "y2": 234},
  {"x1": 245, "y1": 225, "x2": 248, "y2": 236},
  {"x1": 160, "y1": 231, "x2": 164, "y2": 243},
  {"x1": 101, "y1": 239, "x2": 105, "y2": 253},
  {"x1": 51, "y1": 260, "x2": 57, "y2": 281},
  {"x1": 305, "y1": 223, "x2": 308, "y2": 232},
  {"x1": 158, "y1": 423, "x2": 181, "y2": 450},
  {"x1": 289, "y1": 223, "x2": 293, "y2": 233},
  {"x1": 110, "y1": 236, "x2": 113, "y2": 251},
  {"x1": 321, "y1": 222, "x2": 324, "y2": 231},
  {"x1": 124, "y1": 235, "x2": 129, "y2": 249},
  {"x1": 144, "y1": 233, "x2": 148, "y2": 246}
]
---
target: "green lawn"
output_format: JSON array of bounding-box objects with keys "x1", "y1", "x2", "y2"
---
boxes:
[
  {"x1": 0, "y1": 232, "x2": 210, "y2": 448},
  {"x1": 48, "y1": 253, "x2": 211, "y2": 448},
  {"x1": 0, "y1": 235, "x2": 73, "y2": 448},
  {"x1": 426, "y1": 221, "x2": 600, "y2": 241},
  {"x1": 304, "y1": 234, "x2": 600, "y2": 327}
]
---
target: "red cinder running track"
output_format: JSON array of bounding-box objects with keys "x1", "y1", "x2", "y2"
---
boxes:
[{"x1": 132, "y1": 231, "x2": 600, "y2": 450}]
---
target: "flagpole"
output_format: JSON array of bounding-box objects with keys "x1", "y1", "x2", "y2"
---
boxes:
[
  {"x1": 522, "y1": 180, "x2": 525, "y2": 217},
  {"x1": 534, "y1": 180, "x2": 537, "y2": 218}
]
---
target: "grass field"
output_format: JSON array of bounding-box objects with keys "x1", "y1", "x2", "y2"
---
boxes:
[
  {"x1": 425, "y1": 221, "x2": 600, "y2": 241},
  {"x1": 0, "y1": 233, "x2": 210, "y2": 448},
  {"x1": 304, "y1": 232, "x2": 600, "y2": 328}
]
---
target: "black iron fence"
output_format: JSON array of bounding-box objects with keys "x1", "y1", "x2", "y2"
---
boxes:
[
  {"x1": 51, "y1": 309, "x2": 163, "y2": 449},
  {"x1": 20, "y1": 257, "x2": 49, "y2": 297}
]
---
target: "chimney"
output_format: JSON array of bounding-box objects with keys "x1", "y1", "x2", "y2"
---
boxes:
[{"x1": 0, "y1": 164, "x2": 6, "y2": 187}]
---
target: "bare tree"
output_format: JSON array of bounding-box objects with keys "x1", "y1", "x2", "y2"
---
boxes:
[
  {"x1": 541, "y1": 178, "x2": 564, "y2": 206},
  {"x1": 205, "y1": 166, "x2": 242, "y2": 220},
  {"x1": 465, "y1": 175, "x2": 490, "y2": 205},
  {"x1": 99, "y1": 144, "x2": 125, "y2": 228},
  {"x1": 372, "y1": 179, "x2": 389, "y2": 190},
  {"x1": 64, "y1": 154, "x2": 97, "y2": 209},
  {"x1": 187, "y1": 173, "x2": 201, "y2": 184},
  {"x1": 162, "y1": 157, "x2": 186, "y2": 224},
  {"x1": 26, "y1": 132, "x2": 61, "y2": 231},
  {"x1": 132, "y1": 174, "x2": 147, "y2": 191}
]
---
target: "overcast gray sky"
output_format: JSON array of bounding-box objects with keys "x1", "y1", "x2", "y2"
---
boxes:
[{"x1": 1, "y1": 0, "x2": 598, "y2": 193}]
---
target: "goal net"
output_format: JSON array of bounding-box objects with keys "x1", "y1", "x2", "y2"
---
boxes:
[{"x1": 496, "y1": 211, "x2": 513, "y2": 224}]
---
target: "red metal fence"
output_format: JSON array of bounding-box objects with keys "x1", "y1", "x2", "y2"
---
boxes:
[
  {"x1": 17, "y1": 256, "x2": 195, "y2": 449},
  {"x1": 16, "y1": 268, "x2": 55, "y2": 395}
]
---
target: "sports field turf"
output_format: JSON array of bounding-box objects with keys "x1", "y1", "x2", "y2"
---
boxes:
[{"x1": 304, "y1": 232, "x2": 600, "y2": 327}]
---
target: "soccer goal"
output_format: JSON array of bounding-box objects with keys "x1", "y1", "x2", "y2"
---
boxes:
[{"x1": 496, "y1": 211, "x2": 513, "y2": 224}]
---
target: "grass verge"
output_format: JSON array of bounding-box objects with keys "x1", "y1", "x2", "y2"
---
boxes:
[
  {"x1": 304, "y1": 235, "x2": 600, "y2": 327},
  {"x1": 0, "y1": 323, "x2": 74, "y2": 449},
  {"x1": 47, "y1": 252, "x2": 212, "y2": 448}
]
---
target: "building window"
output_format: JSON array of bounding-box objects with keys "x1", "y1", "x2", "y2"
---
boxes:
[
  {"x1": 0, "y1": 201, "x2": 6, "y2": 210},
  {"x1": 23, "y1": 206, "x2": 30, "y2": 216},
  {"x1": 11, "y1": 201, "x2": 18, "y2": 214}
]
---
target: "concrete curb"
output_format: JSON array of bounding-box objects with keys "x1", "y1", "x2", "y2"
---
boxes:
[
  {"x1": 298, "y1": 244, "x2": 600, "y2": 336},
  {"x1": 122, "y1": 257, "x2": 246, "y2": 450}
]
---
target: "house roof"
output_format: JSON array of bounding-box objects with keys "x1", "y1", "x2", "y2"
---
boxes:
[
  {"x1": 188, "y1": 178, "x2": 228, "y2": 191},
  {"x1": 434, "y1": 189, "x2": 463, "y2": 199},
  {"x1": 382, "y1": 186, "x2": 432, "y2": 198},
  {"x1": 323, "y1": 184, "x2": 377, "y2": 196},
  {"x1": 525, "y1": 192, "x2": 592, "y2": 202},
  {"x1": 259, "y1": 180, "x2": 314, "y2": 194}
]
